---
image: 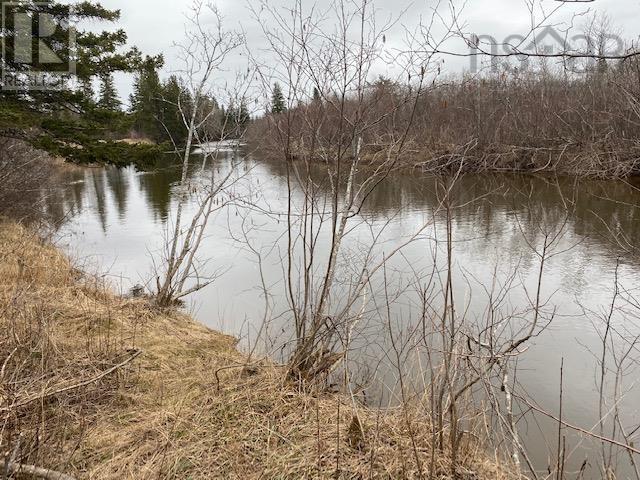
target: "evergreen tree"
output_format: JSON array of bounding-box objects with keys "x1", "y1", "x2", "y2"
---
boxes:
[
  {"x1": 0, "y1": 1, "x2": 166, "y2": 169},
  {"x1": 224, "y1": 102, "x2": 238, "y2": 136},
  {"x1": 129, "y1": 77, "x2": 141, "y2": 112},
  {"x1": 159, "y1": 75, "x2": 192, "y2": 146},
  {"x1": 79, "y1": 77, "x2": 95, "y2": 107},
  {"x1": 0, "y1": 1, "x2": 142, "y2": 111},
  {"x1": 312, "y1": 87, "x2": 322, "y2": 103},
  {"x1": 271, "y1": 82, "x2": 286, "y2": 114},
  {"x1": 98, "y1": 74, "x2": 121, "y2": 111},
  {"x1": 130, "y1": 55, "x2": 164, "y2": 140},
  {"x1": 238, "y1": 99, "x2": 250, "y2": 129},
  {"x1": 223, "y1": 98, "x2": 250, "y2": 138}
]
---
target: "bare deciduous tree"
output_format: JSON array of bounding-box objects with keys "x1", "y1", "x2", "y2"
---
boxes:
[{"x1": 153, "y1": 1, "x2": 248, "y2": 307}]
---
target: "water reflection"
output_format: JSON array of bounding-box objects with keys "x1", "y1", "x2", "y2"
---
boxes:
[
  {"x1": 46, "y1": 157, "x2": 640, "y2": 259},
  {"x1": 48, "y1": 152, "x2": 640, "y2": 479},
  {"x1": 106, "y1": 167, "x2": 129, "y2": 220}
]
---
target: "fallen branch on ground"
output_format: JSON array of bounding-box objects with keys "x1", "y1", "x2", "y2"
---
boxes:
[
  {"x1": 3, "y1": 460, "x2": 76, "y2": 480},
  {"x1": 0, "y1": 349, "x2": 143, "y2": 412}
]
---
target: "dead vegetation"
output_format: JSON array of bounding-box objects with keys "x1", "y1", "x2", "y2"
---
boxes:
[
  {"x1": 0, "y1": 138, "x2": 57, "y2": 222},
  {"x1": 248, "y1": 63, "x2": 640, "y2": 179},
  {"x1": 0, "y1": 222, "x2": 518, "y2": 479}
]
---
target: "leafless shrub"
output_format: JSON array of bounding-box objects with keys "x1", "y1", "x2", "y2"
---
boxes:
[
  {"x1": 0, "y1": 138, "x2": 56, "y2": 223},
  {"x1": 152, "y1": 1, "x2": 252, "y2": 307}
]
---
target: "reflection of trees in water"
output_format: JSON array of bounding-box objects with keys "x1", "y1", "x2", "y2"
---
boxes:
[
  {"x1": 382, "y1": 173, "x2": 640, "y2": 266},
  {"x1": 571, "y1": 179, "x2": 640, "y2": 254},
  {"x1": 135, "y1": 154, "x2": 221, "y2": 222},
  {"x1": 52, "y1": 154, "x2": 640, "y2": 268},
  {"x1": 258, "y1": 156, "x2": 640, "y2": 259},
  {"x1": 258, "y1": 159, "x2": 640, "y2": 299},
  {"x1": 106, "y1": 167, "x2": 129, "y2": 220},
  {"x1": 41, "y1": 169, "x2": 86, "y2": 227},
  {"x1": 65, "y1": 172, "x2": 86, "y2": 216},
  {"x1": 90, "y1": 169, "x2": 108, "y2": 233},
  {"x1": 137, "y1": 166, "x2": 179, "y2": 222}
]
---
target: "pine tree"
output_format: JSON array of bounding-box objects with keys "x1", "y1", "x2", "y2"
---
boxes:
[
  {"x1": 98, "y1": 74, "x2": 121, "y2": 111},
  {"x1": 238, "y1": 99, "x2": 250, "y2": 128},
  {"x1": 226, "y1": 98, "x2": 250, "y2": 138},
  {"x1": 224, "y1": 102, "x2": 238, "y2": 136},
  {"x1": 271, "y1": 82, "x2": 286, "y2": 114},
  {"x1": 130, "y1": 55, "x2": 164, "y2": 140},
  {"x1": 129, "y1": 77, "x2": 141, "y2": 112},
  {"x1": 79, "y1": 77, "x2": 95, "y2": 107},
  {"x1": 160, "y1": 75, "x2": 192, "y2": 146}
]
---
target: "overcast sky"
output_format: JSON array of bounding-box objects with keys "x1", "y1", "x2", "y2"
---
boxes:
[{"x1": 99, "y1": 0, "x2": 640, "y2": 106}]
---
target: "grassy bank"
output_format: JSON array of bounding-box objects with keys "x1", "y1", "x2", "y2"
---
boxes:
[{"x1": 0, "y1": 222, "x2": 516, "y2": 479}]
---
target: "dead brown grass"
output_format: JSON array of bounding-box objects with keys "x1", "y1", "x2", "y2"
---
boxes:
[{"x1": 0, "y1": 221, "x2": 518, "y2": 479}]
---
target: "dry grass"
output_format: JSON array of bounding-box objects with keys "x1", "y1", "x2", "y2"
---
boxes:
[
  {"x1": 0, "y1": 221, "x2": 518, "y2": 479},
  {"x1": 117, "y1": 138, "x2": 156, "y2": 146}
]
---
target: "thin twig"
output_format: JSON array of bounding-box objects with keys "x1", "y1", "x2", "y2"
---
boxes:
[
  {"x1": 1, "y1": 350, "x2": 142, "y2": 412},
  {"x1": 516, "y1": 394, "x2": 640, "y2": 456}
]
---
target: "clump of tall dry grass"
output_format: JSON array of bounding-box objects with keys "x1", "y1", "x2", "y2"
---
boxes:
[{"x1": 0, "y1": 222, "x2": 518, "y2": 479}]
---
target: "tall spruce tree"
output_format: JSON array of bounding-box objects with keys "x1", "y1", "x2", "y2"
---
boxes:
[
  {"x1": 160, "y1": 75, "x2": 192, "y2": 146},
  {"x1": 80, "y1": 77, "x2": 95, "y2": 107},
  {"x1": 238, "y1": 99, "x2": 250, "y2": 129},
  {"x1": 98, "y1": 74, "x2": 121, "y2": 111},
  {"x1": 223, "y1": 98, "x2": 250, "y2": 138},
  {"x1": 130, "y1": 55, "x2": 164, "y2": 140},
  {"x1": 271, "y1": 82, "x2": 286, "y2": 114}
]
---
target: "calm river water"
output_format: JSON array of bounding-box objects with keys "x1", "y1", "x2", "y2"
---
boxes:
[{"x1": 50, "y1": 151, "x2": 640, "y2": 478}]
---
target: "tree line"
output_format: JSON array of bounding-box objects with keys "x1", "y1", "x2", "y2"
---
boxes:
[
  {"x1": 0, "y1": 0, "x2": 250, "y2": 168},
  {"x1": 251, "y1": 53, "x2": 640, "y2": 179}
]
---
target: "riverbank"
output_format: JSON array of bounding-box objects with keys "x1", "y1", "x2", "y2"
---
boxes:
[
  {"x1": 246, "y1": 139, "x2": 640, "y2": 179},
  {"x1": 0, "y1": 221, "x2": 516, "y2": 479},
  {"x1": 404, "y1": 142, "x2": 640, "y2": 178}
]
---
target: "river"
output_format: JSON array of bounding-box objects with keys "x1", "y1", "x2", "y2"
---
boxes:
[{"x1": 48, "y1": 150, "x2": 640, "y2": 479}]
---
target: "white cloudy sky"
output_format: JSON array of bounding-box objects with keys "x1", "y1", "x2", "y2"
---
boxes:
[{"x1": 97, "y1": 0, "x2": 640, "y2": 105}]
